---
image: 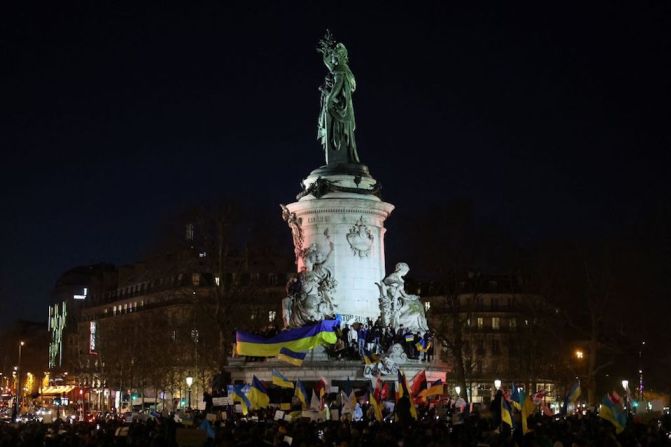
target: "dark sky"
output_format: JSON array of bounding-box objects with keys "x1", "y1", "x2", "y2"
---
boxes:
[{"x1": 1, "y1": 2, "x2": 669, "y2": 326}]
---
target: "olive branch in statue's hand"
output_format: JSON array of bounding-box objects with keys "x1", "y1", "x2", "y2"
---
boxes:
[{"x1": 317, "y1": 29, "x2": 336, "y2": 55}]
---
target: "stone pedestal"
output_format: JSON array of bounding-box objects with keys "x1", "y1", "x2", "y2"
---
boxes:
[{"x1": 285, "y1": 164, "x2": 394, "y2": 323}]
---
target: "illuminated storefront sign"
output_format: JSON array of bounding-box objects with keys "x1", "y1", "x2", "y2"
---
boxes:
[
  {"x1": 89, "y1": 321, "x2": 97, "y2": 354},
  {"x1": 48, "y1": 302, "x2": 67, "y2": 368}
]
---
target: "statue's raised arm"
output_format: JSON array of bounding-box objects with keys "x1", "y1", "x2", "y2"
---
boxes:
[{"x1": 317, "y1": 31, "x2": 360, "y2": 165}]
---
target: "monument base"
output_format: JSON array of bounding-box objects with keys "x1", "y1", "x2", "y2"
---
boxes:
[{"x1": 226, "y1": 355, "x2": 448, "y2": 388}]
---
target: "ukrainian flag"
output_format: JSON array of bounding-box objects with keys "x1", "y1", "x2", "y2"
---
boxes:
[
  {"x1": 229, "y1": 385, "x2": 252, "y2": 415},
  {"x1": 404, "y1": 333, "x2": 415, "y2": 342},
  {"x1": 369, "y1": 392, "x2": 383, "y2": 422},
  {"x1": 294, "y1": 379, "x2": 308, "y2": 409},
  {"x1": 520, "y1": 390, "x2": 536, "y2": 434},
  {"x1": 247, "y1": 375, "x2": 270, "y2": 410},
  {"x1": 396, "y1": 370, "x2": 418, "y2": 420},
  {"x1": 501, "y1": 397, "x2": 513, "y2": 427},
  {"x1": 272, "y1": 369, "x2": 294, "y2": 389},
  {"x1": 599, "y1": 393, "x2": 627, "y2": 434},
  {"x1": 236, "y1": 319, "x2": 339, "y2": 357},
  {"x1": 419, "y1": 379, "x2": 444, "y2": 399},
  {"x1": 277, "y1": 347, "x2": 307, "y2": 366},
  {"x1": 562, "y1": 382, "x2": 581, "y2": 414}
]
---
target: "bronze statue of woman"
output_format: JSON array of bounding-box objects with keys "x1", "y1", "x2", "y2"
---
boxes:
[{"x1": 317, "y1": 32, "x2": 360, "y2": 164}]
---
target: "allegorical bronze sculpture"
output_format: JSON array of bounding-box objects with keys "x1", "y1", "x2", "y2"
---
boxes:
[{"x1": 317, "y1": 31, "x2": 360, "y2": 165}]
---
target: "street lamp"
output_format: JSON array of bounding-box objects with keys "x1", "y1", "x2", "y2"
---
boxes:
[
  {"x1": 185, "y1": 376, "x2": 193, "y2": 409},
  {"x1": 494, "y1": 379, "x2": 501, "y2": 391},
  {"x1": 15, "y1": 341, "x2": 24, "y2": 420},
  {"x1": 621, "y1": 380, "x2": 628, "y2": 391},
  {"x1": 455, "y1": 386, "x2": 461, "y2": 397},
  {"x1": 575, "y1": 349, "x2": 584, "y2": 360}
]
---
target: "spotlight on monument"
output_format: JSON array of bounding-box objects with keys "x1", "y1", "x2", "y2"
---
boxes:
[{"x1": 494, "y1": 379, "x2": 501, "y2": 390}]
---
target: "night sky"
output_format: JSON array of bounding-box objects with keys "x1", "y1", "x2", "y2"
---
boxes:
[{"x1": 1, "y1": 2, "x2": 669, "y2": 326}]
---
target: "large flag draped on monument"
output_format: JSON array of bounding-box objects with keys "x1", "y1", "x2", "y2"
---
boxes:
[
  {"x1": 236, "y1": 319, "x2": 339, "y2": 357},
  {"x1": 277, "y1": 347, "x2": 307, "y2": 366}
]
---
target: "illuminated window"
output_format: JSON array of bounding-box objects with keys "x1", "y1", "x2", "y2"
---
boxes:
[
  {"x1": 477, "y1": 318, "x2": 484, "y2": 329},
  {"x1": 192, "y1": 273, "x2": 201, "y2": 286},
  {"x1": 492, "y1": 317, "x2": 500, "y2": 330},
  {"x1": 113, "y1": 306, "x2": 117, "y2": 315},
  {"x1": 268, "y1": 311, "x2": 276, "y2": 322},
  {"x1": 424, "y1": 301, "x2": 431, "y2": 311},
  {"x1": 215, "y1": 276, "x2": 220, "y2": 286}
]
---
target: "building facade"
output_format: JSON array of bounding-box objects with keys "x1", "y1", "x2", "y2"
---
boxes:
[{"x1": 425, "y1": 273, "x2": 559, "y2": 405}]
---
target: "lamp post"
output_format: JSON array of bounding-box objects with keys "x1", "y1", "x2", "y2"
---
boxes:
[
  {"x1": 494, "y1": 379, "x2": 501, "y2": 391},
  {"x1": 186, "y1": 376, "x2": 193, "y2": 410},
  {"x1": 455, "y1": 386, "x2": 461, "y2": 398},
  {"x1": 15, "y1": 341, "x2": 24, "y2": 420}
]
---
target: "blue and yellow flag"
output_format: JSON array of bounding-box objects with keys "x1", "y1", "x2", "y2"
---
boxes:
[
  {"x1": 419, "y1": 379, "x2": 444, "y2": 399},
  {"x1": 236, "y1": 319, "x2": 339, "y2": 357},
  {"x1": 404, "y1": 333, "x2": 415, "y2": 342},
  {"x1": 272, "y1": 369, "x2": 294, "y2": 389},
  {"x1": 396, "y1": 370, "x2": 418, "y2": 420},
  {"x1": 229, "y1": 385, "x2": 251, "y2": 415},
  {"x1": 294, "y1": 379, "x2": 308, "y2": 409},
  {"x1": 520, "y1": 390, "x2": 536, "y2": 434},
  {"x1": 501, "y1": 397, "x2": 513, "y2": 427},
  {"x1": 562, "y1": 382, "x2": 581, "y2": 414},
  {"x1": 369, "y1": 392, "x2": 383, "y2": 422},
  {"x1": 247, "y1": 376, "x2": 270, "y2": 410},
  {"x1": 599, "y1": 393, "x2": 627, "y2": 434},
  {"x1": 277, "y1": 347, "x2": 307, "y2": 366}
]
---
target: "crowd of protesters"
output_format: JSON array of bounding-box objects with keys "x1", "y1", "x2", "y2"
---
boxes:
[
  {"x1": 239, "y1": 318, "x2": 435, "y2": 363},
  {"x1": 326, "y1": 317, "x2": 435, "y2": 363},
  {"x1": 1, "y1": 404, "x2": 670, "y2": 447}
]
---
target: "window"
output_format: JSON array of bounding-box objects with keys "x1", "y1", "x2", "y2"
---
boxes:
[
  {"x1": 492, "y1": 317, "x2": 500, "y2": 330},
  {"x1": 192, "y1": 273, "x2": 201, "y2": 286},
  {"x1": 492, "y1": 339, "x2": 500, "y2": 355},
  {"x1": 185, "y1": 223, "x2": 194, "y2": 240},
  {"x1": 424, "y1": 301, "x2": 431, "y2": 311},
  {"x1": 268, "y1": 310, "x2": 277, "y2": 322},
  {"x1": 466, "y1": 318, "x2": 472, "y2": 327},
  {"x1": 477, "y1": 317, "x2": 484, "y2": 329},
  {"x1": 215, "y1": 276, "x2": 220, "y2": 286},
  {"x1": 509, "y1": 318, "x2": 517, "y2": 329},
  {"x1": 113, "y1": 306, "x2": 117, "y2": 316}
]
